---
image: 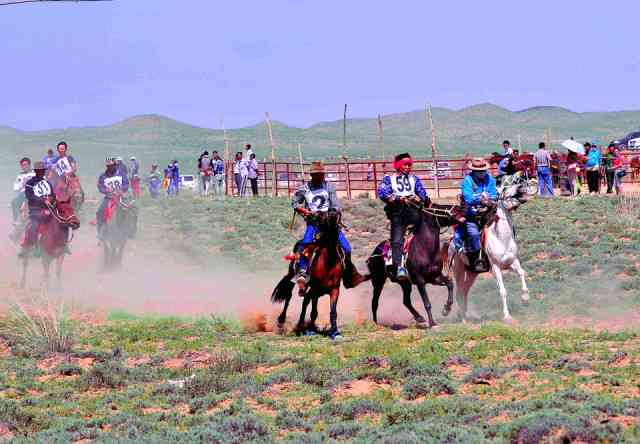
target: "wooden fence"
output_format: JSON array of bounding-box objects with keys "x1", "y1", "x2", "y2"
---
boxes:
[{"x1": 222, "y1": 152, "x2": 640, "y2": 198}]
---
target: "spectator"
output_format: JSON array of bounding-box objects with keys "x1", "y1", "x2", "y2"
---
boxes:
[
  {"x1": 366, "y1": 163, "x2": 374, "y2": 181},
  {"x1": 233, "y1": 152, "x2": 249, "y2": 197},
  {"x1": 42, "y1": 149, "x2": 56, "y2": 171},
  {"x1": 162, "y1": 167, "x2": 170, "y2": 192},
  {"x1": 584, "y1": 142, "x2": 601, "y2": 194},
  {"x1": 534, "y1": 142, "x2": 553, "y2": 197},
  {"x1": 146, "y1": 164, "x2": 162, "y2": 198},
  {"x1": 603, "y1": 144, "x2": 617, "y2": 194},
  {"x1": 11, "y1": 157, "x2": 34, "y2": 227},
  {"x1": 129, "y1": 156, "x2": 141, "y2": 198},
  {"x1": 167, "y1": 160, "x2": 180, "y2": 196},
  {"x1": 211, "y1": 151, "x2": 225, "y2": 196},
  {"x1": 566, "y1": 150, "x2": 579, "y2": 197},
  {"x1": 248, "y1": 153, "x2": 259, "y2": 197},
  {"x1": 115, "y1": 156, "x2": 129, "y2": 178},
  {"x1": 613, "y1": 147, "x2": 625, "y2": 195},
  {"x1": 502, "y1": 140, "x2": 513, "y2": 156},
  {"x1": 245, "y1": 144, "x2": 254, "y2": 159},
  {"x1": 199, "y1": 151, "x2": 212, "y2": 196}
]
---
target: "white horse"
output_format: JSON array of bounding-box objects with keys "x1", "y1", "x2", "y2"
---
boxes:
[{"x1": 447, "y1": 172, "x2": 537, "y2": 322}]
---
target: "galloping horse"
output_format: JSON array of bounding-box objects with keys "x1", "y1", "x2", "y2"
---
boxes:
[
  {"x1": 271, "y1": 209, "x2": 367, "y2": 339},
  {"x1": 102, "y1": 195, "x2": 137, "y2": 270},
  {"x1": 52, "y1": 173, "x2": 85, "y2": 213},
  {"x1": 446, "y1": 172, "x2": 537, "y2": 322},
  {"x1": 366, "y1": 203, "x2": 457, "y2": 328},
  {"x1": 20, "y1": 200, "x2": 80, "y2": 289}
]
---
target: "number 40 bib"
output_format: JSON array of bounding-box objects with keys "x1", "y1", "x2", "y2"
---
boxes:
[{"x1": 390, "y1": 174, "x2": 416, "y2": 197}]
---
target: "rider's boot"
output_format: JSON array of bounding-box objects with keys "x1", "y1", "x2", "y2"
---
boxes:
[
  {"x1": 467, "y1": 251, "x2": 488, "y2": 273},
  {"x1": 396, "y1": 266, "x2": 410, "y2": 282},
  {"x1": 294, "y1": 254, "x2": 310, "y2": 289}
]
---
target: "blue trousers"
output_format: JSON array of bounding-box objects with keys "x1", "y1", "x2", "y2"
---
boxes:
[
  {"x1": 456, "y1": 220, "x2": 481, "y2": 253},
  {"x1": 297, "y1": 224, "x2": 351, "y2": 271},
  {"x1": 537, "y1": 166, "x2": 554, "y2": 197}
]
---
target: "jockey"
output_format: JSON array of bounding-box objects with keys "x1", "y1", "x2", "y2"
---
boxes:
[
  {"x1": 291, "y1": 161, "x2": 354, "y2": 285},
  {"x1": 47, "y1": 141, "x2": 77, "y2": 193},
  {"x1": 19, "y1": 161, "x2": 55, "y2": 257},
  {"x1": 458, "y1": 158, "x2": 497, "y2": 272},
  {"x1": 11, "y1": 157, "x2": 35, "y2": 227},
  {"x1": 96, "y1": 158, "x2": 129, "y2": 240},
  {"x1": 377, "y1": 153, "x2": 429, "y2": 281}
]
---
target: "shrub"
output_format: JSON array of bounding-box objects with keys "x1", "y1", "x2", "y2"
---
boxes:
[
  {"x1": 78, "y1": 360, "x2": 129, "y2": 390},
  {"x1": 402, "y1": 375, "x2": 456, "y2": 400}
]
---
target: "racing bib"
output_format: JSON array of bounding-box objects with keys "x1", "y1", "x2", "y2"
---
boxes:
[
  {"x1": 390, "y1": 174, "x2": 416, "y2": 197},
  {"x1": 33, "y1": 180, "x2": 52, "y2": 198},
  {"x1": 55, "y1": 157, "x2": 73, "y2": 176},
  {"x1": 305, "y1": 188, "x2": 330, "y2": 212},
  {"x1": 104, "y1": 176, "x2": 123, "y2": 193}
]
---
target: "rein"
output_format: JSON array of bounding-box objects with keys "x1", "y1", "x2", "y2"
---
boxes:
[
  {"x1": 45, "y1": 201, "x2": 78, "y2": 227},
  {"x1": 406, "y1": 200, "x2": 454, "y2": 231}
]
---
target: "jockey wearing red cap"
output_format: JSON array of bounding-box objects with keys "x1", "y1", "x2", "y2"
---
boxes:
[{"x1": 377, "y1": 153, "x2": 429, "y2": 281}]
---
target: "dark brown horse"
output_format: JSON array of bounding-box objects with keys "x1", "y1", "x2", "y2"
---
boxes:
[
  {"x1": 20, "y1": 200, "x2": 80, "y2": 289},
  {"x1": 271, "y1": 209, "x2": 368, "y2": 339},
  {"x1": 366, "y1": 203, "x2": 457, "y2": 328}
]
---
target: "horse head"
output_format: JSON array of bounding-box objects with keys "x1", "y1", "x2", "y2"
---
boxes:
[
  {"x1": 52, "y1": 199, "x2": 81, "y2": 230},
  {"x1": 498, "y1": 172, "x2": 537, "y2": 210}
]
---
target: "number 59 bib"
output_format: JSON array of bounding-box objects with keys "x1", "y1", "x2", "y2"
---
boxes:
[{"x1": 390, "y1": 173, "x2": 416, "y2": 197}]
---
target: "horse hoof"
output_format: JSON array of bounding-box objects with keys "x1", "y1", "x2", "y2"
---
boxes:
[
  {"x1": 521, "y1": 293, "x2": 530, "y2": 303},
  {"x1": 503, "y1": 316, "x2": 514, "y2": 324},
  {"x1": 442, "y1": 306, "x2": 452, "y2": 317},
  {"x1": 416, "y1": 321, "x2": 429, "y2": 330},
  {"x1": 329, "y1": 331, "x2": 342, "y2": 341},
  {"x1": 303, "y1": 330, "x2": 317, "y2": 337}
]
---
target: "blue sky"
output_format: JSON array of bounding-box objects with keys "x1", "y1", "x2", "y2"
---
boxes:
[{"x1": 1, "y1": 0, "x2": 638, "y2": 130}]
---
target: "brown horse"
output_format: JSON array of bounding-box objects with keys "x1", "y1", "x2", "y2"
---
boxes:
[
  {"x1": 20, "y1": 200, "x2": 80, "y2": 289},
  {"x1": 52, "y1": 173, "x2": 85, "y2": 212},
  {"x1": 271, "y1": 209, "x2": 367, "y2": 339}
]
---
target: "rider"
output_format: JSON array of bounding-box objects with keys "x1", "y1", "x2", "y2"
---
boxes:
[
  {"x1": 458, "y1": 158, "x2": 497, "y2": 272},
  {"x1": 19, "y1": 162, "x2": 55, "y2": 258},
  {"x1": 96, "y1": 158, "x2": 130, "y2": 240},
  {"x1": 291, "y1": 161, "x2": 355, "y2": 286},
  {"x1": 377, "y1": 152, "x2": 429, "y2": 281},
  {"x1": 11, "y1": 157, "x2": 35, "y2": 228},
  {"x1": 47, "y1": 141, "x2": 77, "y2": 193}
]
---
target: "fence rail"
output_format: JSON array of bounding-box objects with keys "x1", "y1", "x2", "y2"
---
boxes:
[{"x1": 222, "y1": 151, "x2": 640, "y2": 198}]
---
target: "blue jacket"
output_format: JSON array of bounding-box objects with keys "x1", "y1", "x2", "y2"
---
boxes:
[
  {"x1": 585, "y1": 149, "x2": 601, "y2": 168},
  {"x1": 461, "y1": 173, "x2": 497, "y2": 206},
  {"x1": 377, "y1": 173, "x2": 428, "y2": 202}
]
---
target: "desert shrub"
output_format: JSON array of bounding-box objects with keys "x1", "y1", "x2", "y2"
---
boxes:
[
  {"x1": 55, "y1": 363, "x2": 83, "y2": 376},
  {"x1": 295, "y1": 359, "x2": 349, "y2": 388},
  {"x1": 78, "y1": 360, "x2": 129, "y2": 390},
  {"x1": 463, "y1": 367, "x2": 505, "y2": 384},
  {"x1": 0, "y1": 398, "x2": 35, "y2": 433},
  {"x1": 327, "y1": 420, "x2": 363, "y2": 439},
  {"x1": 317, "y1": 398, "x2": 382, "y2": 421},
  {"x1": 402, "y1": 375, "x2": 456, "y2": 400},
  {"x1": 275, "y1": 410, "x2": 310, "y2": 431}
]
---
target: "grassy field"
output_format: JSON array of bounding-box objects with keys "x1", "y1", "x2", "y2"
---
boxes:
[{"x1": 1, "y1": 195, "x2": 640, "y2": 442}]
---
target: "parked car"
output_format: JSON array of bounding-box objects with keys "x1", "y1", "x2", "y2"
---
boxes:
[
  {"x1": 612, "y1": 131, "x2": 640, "y2": 149},
  {"x1": 627, "y1": 137, "x2": 640, "y2": 150},
  {"x1": 180, "y1": 174, "x2": 196, "y2": 190}
]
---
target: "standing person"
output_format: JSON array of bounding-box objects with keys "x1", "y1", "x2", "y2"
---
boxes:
[
  {"x1": 162, "y1": 167, "x2": 170, "y2": 192},
  {"x1": 377, "y1": 153, "x2": 429, "y2": 281},
  {"x1": 19, "y1": 162, "x2": 55, "y2": 257},
  {"x1": 613, "y1": 147, "x2": 625, "y2": 195},
  {"x1": 211, "y1": 151, "x2": 225, "y2": 196},
  {"x1": 47, "y1": 141, "x2": 78, "y2": 198},
  {"x1": 245, "y1": 144, "x2": 254, "y2": 159},
  {"x1": 96, "y1": 158, "x2": 129, "y2": 240},
  {"x1": 167, "y1": 160, "x2": 180, "y2": 196},
  {"x1": 534, "y1": 142, "x2": 554, "y2": 197},
  {"x1": 603, "y1": 144, "x2": 617, "y2": 194},
  {"x1": 502, "y1": 140, "x2": 513, "y2": 156},
  {"x1": 146, "y1": 164, "x2": 162, "y2": 198},
  {"x1": 11, "y1": 157, "x2": 35, "y2": 228},
  {"x1": 585, "y1": 143, "x2": 601, "y2": 194},
  {"x1": 248, "y1": 153, "x2": 259, "y2": 197},
  {"x1": 566, "y1": 150, "x2": 579, "y2": 197},
  {"x1": 42, "y1": 149, "x2": 56, "y2": 172},
  {"x1": 199, "y1": 151, "x2": 212, "y2": 196},
  {"x1": 129, "y1": 156, "x2": 141, "y2": 198},
  {"x1": 233, "y1": 152, "x2": 248, "y2": 197}
]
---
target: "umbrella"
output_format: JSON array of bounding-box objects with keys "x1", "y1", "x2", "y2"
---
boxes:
[{"x1": 561, "y1": 139, "x2": 585, "y2": 155}]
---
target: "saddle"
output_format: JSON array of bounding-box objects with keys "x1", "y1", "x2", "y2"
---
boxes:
[{"x1": 381, "y1": 227, "x2": 416, "y2": 267}]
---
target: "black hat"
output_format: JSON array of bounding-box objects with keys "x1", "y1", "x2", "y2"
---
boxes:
[
  {"x1": 203, "y1": 151, "x2": 209, "y2": 155},
  {"x1": 503, "y1": 140, "x2": 511, "y2": 145},
  {"x1": 394, "y1": 153, "x2": 411, "y2": 163}
]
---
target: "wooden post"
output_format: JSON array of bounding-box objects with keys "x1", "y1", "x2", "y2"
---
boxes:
[
  {"x1": 517, "y1": 134, "x2": 522, "y2": 152},
  {"x1": 377, "y1": 114, "x2": 385, "y2": 161},
  {"x1": 286, "y1": 163, "x2": 291, "y2": 196},
  {"x1": 427, "y1": 104, "x2": 440, "y2": 198},
  {"x1": 344, "y1": 156, "x2": 352, "y2": 200},
  {"x1": 265, "y1": 112, "x2": 277, "y2": 197},
  {"x1": 297, "y1": 143, "x2": 305, "y2": 185},
  {"x1": 342, "y1": 104, "x2": 348, "y2": 157}
]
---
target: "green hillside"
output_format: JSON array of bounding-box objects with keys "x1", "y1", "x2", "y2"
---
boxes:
[{"x1": 1, "y1": 104, "x2": 639, "y2": 191}]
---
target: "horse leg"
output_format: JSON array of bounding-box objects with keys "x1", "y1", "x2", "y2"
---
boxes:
[
  {"x1": 277, "y1": 293, "x2": 292, "y2": 327},
  {"x1": 400, "y1": 282, "x2": 426, "y2": 325},
  {"x1": 309, "y1": 296, "x2": 319, "y2": 332},
  {"x1": 453, "y1": 258, "x2": 475, "y2": 323},
  {"x1": 371, "y1": 275, "x2": 386, "y2": 324},
  {"x1": 20, "y1": 257, "x2": 27, "y2": 289},
  {"x1": 491, "y1": 263, "x2": 511, "y2": 321},
  {"x1": 329, "y1": 287, "x2": 341, "y2": 339},
  {"x1": 295, "y1": 293, "x2": 311, "y2": 334},
  {"x1": 510, "y1": 259, "x2": 530, "y2": 303},
  {"x1": 415, "y1": 281, "x2": 436, "y2": 328},
  {"x1": 432, "y1": 273, "x2": 454, "y2": 317}
]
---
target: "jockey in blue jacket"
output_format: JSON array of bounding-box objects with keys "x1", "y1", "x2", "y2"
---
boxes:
[
  {"x1": 458, "y1": 157, "x2": 497, "y2": 272},
  {"x1": 377, "y1": 152, "x2": 429, "y2": 281},
  {"x1": 291, "y1": 161, "x2": 355, "y2": 286}
]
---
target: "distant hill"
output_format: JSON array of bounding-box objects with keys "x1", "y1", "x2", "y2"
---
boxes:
[{"x1": 1, "y1": 104, "x2": 639, "y2": 190}]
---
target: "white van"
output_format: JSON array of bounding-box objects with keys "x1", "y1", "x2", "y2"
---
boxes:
[{"x1": 180, "y1": 175, "x2": 196, "y2": 190}]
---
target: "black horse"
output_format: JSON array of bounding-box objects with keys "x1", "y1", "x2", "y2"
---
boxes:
[
  {"x1": 102, "y1": 195, "x2": 137, "y2": 270},
  {"x1": 271, "y1": 209, "x2": 368, "y2": 338},
  {"x1": 366, "y1": 202, "x2": 457, "y2": 328}
]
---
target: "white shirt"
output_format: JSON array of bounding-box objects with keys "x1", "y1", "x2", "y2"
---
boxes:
[{"x1": 14, "y1": 171, "x2": 35, "y2": 193}]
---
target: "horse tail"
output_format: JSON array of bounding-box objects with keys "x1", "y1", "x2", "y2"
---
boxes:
[{"x1": 271, "y1": 274, "x2": 294, "y2": 304}]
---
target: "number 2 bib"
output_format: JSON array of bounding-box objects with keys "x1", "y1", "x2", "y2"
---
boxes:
[
  {"x1": 390, "y1": 174, "x2": 416, "y2": 197},
  {"x1": 305, "y1": 188, "x2": 330, "y2": 212}
]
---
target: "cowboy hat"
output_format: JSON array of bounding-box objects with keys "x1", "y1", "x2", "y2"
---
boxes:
[
  {"x1": 469, "y1": 158, "x2": 489, "y2": 171},
  {"x1": 309, "y1": 161, "x2": 325, "y2": 174}
]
